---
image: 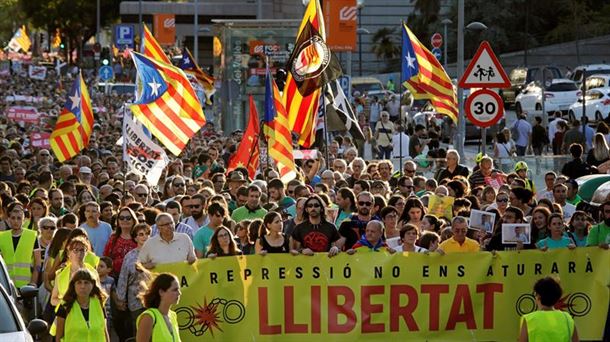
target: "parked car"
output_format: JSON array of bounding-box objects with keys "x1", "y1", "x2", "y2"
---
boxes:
[
  {"x1": 0, "y1": 283, "x2": 47, "y2": 341},
  {"x1": 0, "y1": 255, "x2": 17, "y2": 304},
  {"x1": 500, "y1": 66, "x2": 562, "y2": 107},
  {"x1": 584, "y1": 74, "x2": 610, "y2": 90},
  {"x1": 352, "y1": 77, "x2": 394, "y2": 98},
  {"x1": 568, "y1": 64, "x2": 610, "y2": 86},
  {"x1": 515, "y1": 79, "x2": 581, "y2": 115},
  {"x1": 567, "y1": 87, "x2": 610, "y2": 122}
]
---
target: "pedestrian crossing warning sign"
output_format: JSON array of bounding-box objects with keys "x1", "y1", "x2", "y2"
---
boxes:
[{"x1": 458, "y1": 41, "x2": 510, "y2": 88}]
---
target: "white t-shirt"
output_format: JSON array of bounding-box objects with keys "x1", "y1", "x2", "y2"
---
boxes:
[
  {"x1": 394, "y1": 245, "x2": 427, "y2": 253},
  {"x1": 392, "y1": 132, "x2": 410, "y2": 158}
]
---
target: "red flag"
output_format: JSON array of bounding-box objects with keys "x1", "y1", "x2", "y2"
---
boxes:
[{"x1": 227, "y1": 96, "x2": 260, "y2": 179}]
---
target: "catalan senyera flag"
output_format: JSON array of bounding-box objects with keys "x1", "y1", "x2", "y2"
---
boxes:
[
  {"x1": 284, "y1": 0, "x2": 342, "y2": 148},
  {"x1": 227, "y1": 96, "x2": 260, "y2": 179},
  {"x1": 8, "y1": 25, "x2": 31, "y2": 53},
  {"x1": 141, "y1": 24, "x2": 171, "y2": 64},
  {"x1": 401, "y1": 22, "x2": 458, "y2": 122},
  {"x1": 50, "y1": 72, "x2": 94, "y2": 162},
  {"x1": 129, "y1": 51, "x2": 206, "y2": 156},
  {"x1": 179, "y1": 47, "x2": 216, "y2": 105},
  {"x1": 51, "y1": 28, "x2": 61, "y2": 49},
  {"x1": 263, "y1": 66, "x2": 296, "y2": 182}
]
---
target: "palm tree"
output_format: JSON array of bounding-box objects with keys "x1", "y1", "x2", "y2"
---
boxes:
[{"x1": 371, "y1": 27, "x2": 400, "y2": 61}]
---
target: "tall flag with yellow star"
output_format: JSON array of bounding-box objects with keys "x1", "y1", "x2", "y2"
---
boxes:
[
  {"x1": 284, "y1": 0, "x2": 342, "y2": 147},
  {"x1": 129, "y1": 51, "x2": 206, "y2": 156},
  {"x1": 50, "y1": 72, "x2": 94, "y2": 162},
  {"x1": 141, "y1": 24, "x2": 171, "y2": 64},
  {"x1": 179, "y1": 47, "x2": 216, "y2": 105},
  {"x1": 263, "y1": 65, "x2": 296, "y2": 182},
  {"x1": 401, "y1": 22, "x2": 457, "y2": 122},
  {"x1": 227, "y1": 95, "x2": 260, "y2": 179}
]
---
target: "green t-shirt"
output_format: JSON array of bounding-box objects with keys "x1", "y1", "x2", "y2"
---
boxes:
[
  {"x1": 566, "y1": 194, "x2": 582, "y2": 206},
  {"x1": 193, "y1": 226, "x2": 215, "y2": 255},
  {"x1": 586, "y1": 222, "x2": 610, "y2": 246},
  {"x1": 231, "y1": 206, "x2": 267, "y2": 223}
]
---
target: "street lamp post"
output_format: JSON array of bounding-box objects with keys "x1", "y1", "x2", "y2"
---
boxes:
[
  {"x1": 357, "y1": 0, "x2": 365, "y2": 76},
  {"x1": 441, "y1": 18, "x2": 452, "y2": 68},
  {"x1": 194, "y1": 0, "x2": 199, "y2": 63}
]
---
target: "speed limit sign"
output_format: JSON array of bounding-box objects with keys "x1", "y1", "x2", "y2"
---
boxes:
[{"x1": 464, "y1": 88, "x2": 504, "y2": 128}]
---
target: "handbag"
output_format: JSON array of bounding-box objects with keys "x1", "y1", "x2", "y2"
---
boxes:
[{"x1": 379, "y1": 121, "x2": 393, "y2": 150}]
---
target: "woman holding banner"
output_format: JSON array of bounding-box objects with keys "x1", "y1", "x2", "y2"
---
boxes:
[{"x1": 519, "y1": 277, "x2": 579, "y2": 342}]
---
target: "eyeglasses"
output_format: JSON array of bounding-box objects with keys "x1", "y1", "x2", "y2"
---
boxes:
[
  {"x1": 404, "y1": 169, "x2": 415, "y2": 173},
  {"x1": 358, "y1": 201, "x2": 372, "y2": 207},
  {"x1": 173, "y1": 183, "x2": 186, "y2": 187},
  {"x1": 41, "y1": 225, "x2": 56, "y2": 230},
  {"x1": 119, "y1": 215, "x2": 132, "y2": 221},
  {"x1": 307, "y1": 203, "x2": 321, "y2": 208},
  {"x1": 496, "y1": 198, "x2": 509, "y2": 203},
  {"x1": 137, "y1": 232, "x2": 150, "y2": 237},
  {"x1": 40, "y1": 153, "x2": 50, "y2": 157},
  {"x1": 70, "y1": 248, "x2": 87, "y2": 254}
]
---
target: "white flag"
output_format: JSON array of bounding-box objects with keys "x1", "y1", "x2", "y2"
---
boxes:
[{"x1": 122, "y1": 109, "x2": 169, "y2": 186}]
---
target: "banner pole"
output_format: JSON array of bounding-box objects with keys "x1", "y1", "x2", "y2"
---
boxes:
[
  {"x1": 399, "y1": 21, "x2": 404, "y2": 176},
  {"x1": 323, "y1": 84, "x2": 330, "y2": 170}
]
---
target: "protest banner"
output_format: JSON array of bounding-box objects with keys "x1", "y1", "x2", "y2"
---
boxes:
[
  {"x1": 155, "y1": 248, "x2": 608, "y2": 342},
  {"x1": 6, "y1": 105, "x2": 40, "y2": 123},
  {"x1": 122, "y1": 110, "x2": 169, "y2": 186},
  {"x1": 30, "y1": 132, "x2": 51, "y2": 148},
  {"x1": 28, "y1": 64, "x2": 47, "y2": 80}
]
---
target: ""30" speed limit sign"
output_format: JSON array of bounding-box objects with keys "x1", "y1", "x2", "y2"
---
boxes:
[{"x1": 464, "y1": 88, "x2": 504, "y2": 128}]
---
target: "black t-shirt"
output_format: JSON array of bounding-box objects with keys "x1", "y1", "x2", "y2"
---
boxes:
[
  {"x1": 291, "y1": 221, "x2": 340, "y2": 253},
  {"x1": 338, "y1": 215, "x2": 370, "y2": 250},
  {"x1": 56, "y1": 301, "x2": 107, "y2": 320},
  {"x1": 260, "y1": 234, "x2": 290, "y2": 253},
  {"x1": 12, "y1": 233, "x2": 39, "y2": 251}
]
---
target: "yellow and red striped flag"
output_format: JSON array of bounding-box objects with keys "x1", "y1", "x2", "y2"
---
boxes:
[
  {"x1": 401, "y1": 22, "x2": 458, "y2": 121},
  {"x1": 263, "y1": 67, "x2": 296, "y2": 182},
  {"x1": 129, "y1": 51, "x2": 206, "y2": 156},
  {"x1": 50, "y1": 72, "x2": 94, "y2": 162},
  {"x1": 284, "y1": 0, "x2": 342, "y2": 148},
  {"x1": 227, "y1": 95, "x2": 260, "y2": 179},
  {"x1": 141, "y1": 24, "x2": 171, "y2": 64}
]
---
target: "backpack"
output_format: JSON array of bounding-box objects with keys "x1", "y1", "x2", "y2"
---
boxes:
[{"x1": 511, "y1": 119, "x2": 521, "y2": 141}]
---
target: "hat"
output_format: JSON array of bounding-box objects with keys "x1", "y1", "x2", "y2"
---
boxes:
[
  {"x1": 228, "y1": 172, "x2": 247, "y2": 183},
  {"x1": 514, "y1": 161, "x2": 528, "y2": 172},
  {"x1": 79, "y1": 166, "x2": 92, "y2": 174},
  {"x1": 474, "y1": 152, "x2": 485, "y2": 164}
]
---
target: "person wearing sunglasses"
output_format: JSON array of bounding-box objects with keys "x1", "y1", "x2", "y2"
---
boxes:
[
  {"x1": 336, "y1": 192, "x2": 375, "y2": 251},
  {"x1": 290, "y1": 195, "x2": 340, "y2": 257},
  {"x1": 104, "y1": 207, "x2": 138, "y2": 279},
  {"x1": 33, "y1": 216, "x2": 56, "y2": 287}
]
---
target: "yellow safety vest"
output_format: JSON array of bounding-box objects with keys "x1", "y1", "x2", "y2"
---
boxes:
[
  {"x1": 522, "y1": 310, "x2": 574, "y2": 342},
  {"x1": 137, "y1": 308, "x2": 181, "y2": 342},
  {"x1": 62, "y1": 296, "x2": 106, "y2": 342},
  {"x1": 0, "y1": 229, "x2": 37, "y2": 287}
]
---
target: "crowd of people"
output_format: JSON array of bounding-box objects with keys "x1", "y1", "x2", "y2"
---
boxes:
[{"x1": 0, "y1": 54, "x2": 609, "y2": 341}]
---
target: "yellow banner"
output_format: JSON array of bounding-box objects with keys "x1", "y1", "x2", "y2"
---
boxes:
[{"x1": 155, "y1": 248, "x2": 609, "y2": 341}]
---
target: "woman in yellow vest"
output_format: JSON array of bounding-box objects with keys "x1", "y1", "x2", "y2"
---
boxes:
[
  {"x1": 47, "y1": 228, "x2": 99, "y2": 289},
  {"x1": 136, "y1": 273, "x2": 182, "y2": 342},
  {"x1": 51, "y1": 236, "x2": 99, "y2": 307},
  {"x1": 519, "y1": 276, "x2": 579, "y2": 342},
  {"x1": 54, "y1": 268, "x2": 109, "y2": 341}
]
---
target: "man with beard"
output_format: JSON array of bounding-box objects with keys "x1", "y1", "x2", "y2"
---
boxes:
[
  {"x1": 49, "y1": 188, "x2": 69, "y2": 217},
  {"x1": 337, "y1": 191, "x2": 374, "y2": 250},
  {"x1": 553, "y1": 183, "x2": 575, "y2": 221},
  {"x1": 182, "y1": 194, "x2": 209, "y2": 234},
  {"x1": 290, "y1": 195, "x2": 341, "y2": 256},
  {"x1": 335, "y1": 187, "x2": 356, "y2": 226},
  {"x1": 231, "y1": 185, "x2": 267, "y2": 223},
  {"x1": 268, "y1": 178, "x2": 295, "y2": 210},
  {"x1": 79, "y1": 201, "x2": 113, "y2": 256}
]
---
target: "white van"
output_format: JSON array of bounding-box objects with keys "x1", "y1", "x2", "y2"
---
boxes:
[{"x1": 352, "y1": 77, "x2": 393, "y2": 98}]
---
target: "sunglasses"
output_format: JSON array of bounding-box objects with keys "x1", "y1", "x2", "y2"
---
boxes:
[
  {"x1": 404, "y1": 169, "x2": 415, "y2": 173},
  {"x1": 307, "y1": 203, "x2": 321, "y2": 208},
  {"x1": 118, "y1": 215, "x2": 133, "y2": 221},
  {"x1": 41, "y1": 225, "x2": 56, "y2": 230},
  {"x1": 137, "y1": 232, "x2": 150, "y2": 237},
  {"x1": 358, "y1": 201, "x2": 372, "y2": 206},
  {"x1": 496, "y1": 198, "x2": 509, "y2": 203}
]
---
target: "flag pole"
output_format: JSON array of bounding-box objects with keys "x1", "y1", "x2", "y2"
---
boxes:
[
  {"x1": 399, "y1": 21, "x2": 404, "y2": 176},
  {"x1": 265, "y1": 56, "x2": 271, "y2": 182},
  {"x1": 323, "y1": 84, "x2": 330, "y2": 170}
]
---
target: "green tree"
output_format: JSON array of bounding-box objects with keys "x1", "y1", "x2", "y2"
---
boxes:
[
  {"x1": 0, "y1": 0, "x2": 25, "y2": 45},
  {"x1": 18, "y1": 0, "x2": 121, "y2": 63},
  {"x1": 371, "y1": 27, "x2": 400, "y2": 72}
]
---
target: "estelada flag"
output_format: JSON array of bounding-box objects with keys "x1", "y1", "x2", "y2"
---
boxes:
[
  {"x1": 284, "y1": 0, "x2": 342, "y2": 148},
  {"x1": 50, "y1": 72, "x2": 94, "y2": 162},
  {"x1": 130, "y1": 51, "x2": 206, "y2": 156},
  {"x1": 141, "y1": 24, "x2": 171, "y2": 64},
  {"x1": 227, "y1": 95, "x2": 260, "y2": 179}
]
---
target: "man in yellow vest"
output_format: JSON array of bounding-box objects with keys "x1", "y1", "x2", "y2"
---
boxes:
[{"x1": 0, "y1": 202, "x2": 38, "y2": 288}]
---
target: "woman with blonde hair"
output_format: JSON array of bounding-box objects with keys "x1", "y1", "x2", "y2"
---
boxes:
[{"x1": 586, "y1": 132, "x2": 610, "y2": 167}]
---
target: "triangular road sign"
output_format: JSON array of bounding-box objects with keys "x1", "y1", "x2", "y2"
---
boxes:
[{"x1": 459, "y1": 41, "x2": 510, "y2": 88}]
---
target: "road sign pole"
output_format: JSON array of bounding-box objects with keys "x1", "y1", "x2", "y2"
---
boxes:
[
  {"x1": 457, "y1": 0, "x2": 465, "y2": 159},
  {"x1": 482, "y1": 127, "x2": 486, "y2": 155}
]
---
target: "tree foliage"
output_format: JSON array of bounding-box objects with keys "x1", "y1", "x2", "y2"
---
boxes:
[{"x1": 371, "y1": 27, "x2": 401, "y2": 72}]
